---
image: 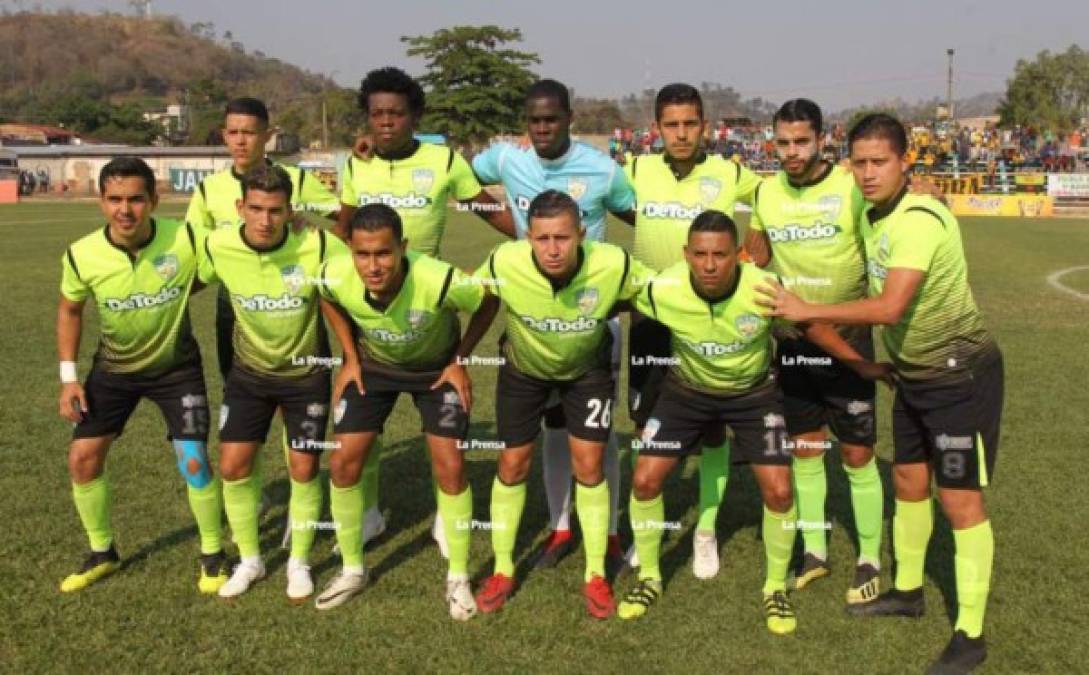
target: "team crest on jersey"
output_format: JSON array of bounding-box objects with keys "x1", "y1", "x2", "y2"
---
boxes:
[
  {"x1": 575, "y1": 288, "x2": 599, "y2": 316},
  {"x1": 334, "y1": 398, "x2": 348, "y2": 425},
  {"x1": 699, "y1": 177, "x2": 722, "y2": 204},
  {"x1": 734, "y1": 313, "x2": 761, "y2": 339},
  {"x1": 153, "y1": 253, "x2": 179, "y2": 282},
  {"x1": 412, "y1": 169, "x2": 435, "y2": 193},
  {"x1": 567, "y1": 177, "x2": 589, "y2": 201},
  {"x1": 281, "y1": 265, "x2": 305, "y2": 295},
  {"x1": 407, "y1": 309, "x2": 432, "y2": 329},
  {"x1": 817, "y1": 195, "x2": 843, "y2": 220}
]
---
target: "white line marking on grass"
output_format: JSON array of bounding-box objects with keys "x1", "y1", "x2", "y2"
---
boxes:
[{"x1": 1047, "y1": 266, "x2": 1089, "y2": 301}]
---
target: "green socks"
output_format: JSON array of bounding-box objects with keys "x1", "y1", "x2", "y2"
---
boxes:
[
  {"x1": 792, "y1": 454, "x2": 828, "y2": 558},
  {"x1": 953, "y1": 520, "x2": 993, "y2": 638},
  {"x1": 362, "y1": 441, "x2": 381, "y2": 513},
  {"x1": 223, "y1": 475, "x2": 260, "y2": 558},
  {"x1": 437, "y1": 485, "x2": 473, "y2": 576},
  {"x1": 330, "y1": 480, "x2": 364, "y2": 568},
  {"x1": 697, "y1": 441, "x2": 729, "y2": 533},
  {"x1": 893, "y1": 498, "x2": 933, "y2": 591},
  {"x1": 289, "y1": 477, "x2": 322, "y2": 562},
  {"x1": 576, "y1": 480, "x2": 609, "y2": 581},
  {"x1": 844, "y1": 458, "x2": 884, "y2": 565},
  {"x1": 762, "y1": 504, "x2": 798, "y2": 594},
  {"x1": 629, "y1": 493, "x2": 664, "y2": 581},
  {"x1": 72, "y1": 476, "x2": 112, "y2": 552},
  {"x1": 186, "y1": 478, "x2": 224, "y2": 555},
  {"x1": 490, "y1": 478, "x2": 526, "y2": 577}
]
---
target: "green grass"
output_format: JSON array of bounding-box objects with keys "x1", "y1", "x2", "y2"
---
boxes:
[{"x1": 1, "y1": 200, "x2": 1086, "y2": 673}]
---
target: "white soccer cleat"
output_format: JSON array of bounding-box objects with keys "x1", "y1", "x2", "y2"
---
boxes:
[
  {"x1": 217, "y1": 558, "x2": 266, "y2": 599},
  {"x1": 286, "y1": 558, "x2": 314, "y2": 603},
  {"x1": 692, "y1": 530, "x2": 721, "y2": 580},
  {"x1": 432, "y1": 513, "x2": 449, "y2": 560},
  {"x1": 446, "y1": 576, "x2": 477, "y2": 621},
  {"x1": 315, "y1": 568, "x2": 369, "y2": 610},
  {"x1": 363, "y1": 507, "x2": 387, "y2": 546}
]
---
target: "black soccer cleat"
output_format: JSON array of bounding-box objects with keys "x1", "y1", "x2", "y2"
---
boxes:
[
  {"x1": 925, "y1": 630, "x2": 987, "y2": 675},
  {"x1": 846, "y1": 587, "x2": 925, "y2": 618}
]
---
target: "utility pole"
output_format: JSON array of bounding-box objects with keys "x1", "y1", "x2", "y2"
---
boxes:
[
  {"x1": 322, "y1": 98, "x2": 329, "y2": 150},
  {"x1": 946, "y1": 48, "x2": 955, "y2": 122}
]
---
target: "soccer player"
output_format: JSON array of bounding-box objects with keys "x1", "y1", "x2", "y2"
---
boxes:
[
  {"x1": 616, "y1": 211, "x2": 798, "y2": 635},
  {"x1": 56, "y1": 157, "x2": 226, "y2": 594},
  {"x1": 198, "y1": 164, "x2": 349, "y2": 601},
  {"x1": 623, "y1": 83, "x2": 762, "y2": 579},
  {"x1": 472, "y1": 190, "x2": 651, "y2": 619},
  {"x1": 313, "y1": 203, "x2": 499, "y2": 617},
  {"x1": 743, "y1": 99, "x2": 885, "y2": 605},
  {"x1": 471, "y1": 78, "x2": 636, "y2": 570},
  {"x1": 759, "y1": 113, "x2": 1002, "y2": 673}
]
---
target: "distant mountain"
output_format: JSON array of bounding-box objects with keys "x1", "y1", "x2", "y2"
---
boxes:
[{"x1": 830, "y1": 91, "x2": 1003, "y2": 125}]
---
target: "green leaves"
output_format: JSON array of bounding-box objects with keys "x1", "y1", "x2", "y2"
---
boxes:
[{"x1": 999, "y1": 45, "x2": 1089, "y2": 133}]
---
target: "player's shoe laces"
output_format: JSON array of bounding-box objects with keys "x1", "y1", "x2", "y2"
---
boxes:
[
  {"x1": 846, "y1": 587, "x2": 925, "y2": 618},
  {"x1": 446, "y1": 576, "x2": 477, "y2": 621},
  {"x1": 432, "y1": 513, "x2": 449, "y2": 560},
  {"x1": 286, "y1": 558, "x2": 314, "y2": 603},
  {"x1": 533, "y1": 529, "x2": 574, "y2": 570},
  {"x1": 791, "y1": 552, "x2": 830, "y2": 590},
  {"x1": 363, "y1": 507, "x2": 387, "y2": 547},
  {"x1": 763, "y1": 590, "x2": 798, "y2": 635},
  {"x1": 197, "y1": 551, "x2": 229, "y2": 595},
  {"x1": 925, "y1": 630, "x2": 987, "y2": 675},
  {"x1": 315, "y1": 568, "x2": 369, "y2": 610},
  {"x1": 617, "y1": 578, "x2": 662, "y2": 620},
  {"x1": 59, "y1": 545, "x2": 121, "y2": 593},
  {"x1": 845, "y1": 563, "x2": 880, "y2": 605},
  {"x1": 217, "y1": 558, "x2": 266, "y2": 599},
  {"x1": 583, "y1": 574, "x2": 616, "y2": 619},
  {"x1": 692, "y1": 530, "x2": 720, "y2": 580},
  {"x1": 474, "y1": 574, "x2": 515, "y2": 613}
]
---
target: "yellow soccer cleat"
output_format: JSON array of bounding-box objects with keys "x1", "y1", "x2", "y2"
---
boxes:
[
  {"x1": 60, "y1": 546, "x2": 121, "y2": 593},
  {"x1": 617, "y1": 578, "x2": 662, "y2": 620},
  {"x1": 791, "y1": 552, "x2": 830, "y2": 591},
  {"x1": 764, "y1": 590, "x2": 797, "y2": 635},
  {"x1": 846, "y1": 563, "x2": 881, "y2": 606},
  {"x1": 198, "y1": 551, "x2": 229, "y2": 595}
]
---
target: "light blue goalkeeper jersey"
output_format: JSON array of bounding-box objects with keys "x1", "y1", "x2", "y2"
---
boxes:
[{"x1": 472, "y1": 140, "x2": 635, "y2": 241}]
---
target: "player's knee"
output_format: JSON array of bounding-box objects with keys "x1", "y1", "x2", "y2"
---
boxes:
[
  {"x1": 763, "y1": 481, "x2": 794, "y2": 513},
  {"x1": 497, "y1": 454, "x2": 530, "y2": 485},
  {"x1": 173, "y1": 439, "x2": 212, "y2": 489},
  {"x1": 68, "y1": 444, "x2": 105, "y2": 482},
  {"x1": 937, "y1": 488, "x2": 987, "y2": 529},
  {"x1": 218, "y1": 455, "x2": 252, "y2": 482},
  {"x1": 892, "y1": 463, "x2": 931, "y2": 500},
  {"x1": 630, "y1": 470, "x2": 662, "y2": 502},
  {"x1": 840, "y1": 443, "x2": 873, "y2": 468},
  {"x1": 329, "y1": 452, "x2": 363, "y2": 488},
  {"x1": 289, "y1": 453, "x2": 320, "y2": 482}
]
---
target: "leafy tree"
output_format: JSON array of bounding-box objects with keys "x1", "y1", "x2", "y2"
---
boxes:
[{"x1": 999, "y1": 45, "x2": 1089, "y2": 133}]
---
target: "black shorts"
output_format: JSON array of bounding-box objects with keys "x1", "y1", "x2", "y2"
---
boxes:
[
  {"x1": 497, "y1": 363, "x2": 615, "y2": 447},
  {"x1": 892, "y1": 349, "x2": 1004, "y2": 489},
  {"x1": 219, "y1": 367, "x2": 332, "y2": 452},
  {"x1": 542, "y1": 317, "x2": 622, "y2": 430},
  {"x1": 777, "y1": 334, "x2": 877, "y2": 446},
  {"x1": 638, "y1": 374, "x2": 790, "y2": 465},
  {"x1": 627, "y1": 316, "x2": 672, "y2": 427},
  {"x1": 73, "y1": 362, "x2": 209, "y2": 442},
  {"x1": 333, "y1": 363, "x2": 468, "y2": 439}
]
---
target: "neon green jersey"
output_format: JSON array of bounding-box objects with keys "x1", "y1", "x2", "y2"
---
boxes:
[
  {"x1": 634, "y1": 261, "x2": 778, "y2": 394},
  {"x1": 184, "y1": 159, "x2": 339, "y2": 231},
  {"x1": 60, "y1": 218, "x2": 201, "y2": 377},
  {"x1": 862, "y1": 190, "x2": 995, "y2": 381},
  {"x1": 318, "y1": 250, "x2": 484, "y2": 371},
  {"x1": 339, "y1": 142, "x2": 482, "y2": 257},
  {"x1": 198, "y1": 225, "x2": 348, "y2": 378},
  {"x1": 625, "y1": 153, "x2": 760, "y2": 271},
  {"x1": 475, "y1": 240, "x2": 652, "y2": 381}
]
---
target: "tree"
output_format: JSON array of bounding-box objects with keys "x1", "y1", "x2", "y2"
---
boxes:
[
  {"x1": 1000, "y1": 45, "x2": 1089, "y2": 133},
  {"x1": 401, "y1": 25, "x2": 539, "y2": 147},
  {"x1": 572, "y1": 98, "x2": 626, "y2": 134}
]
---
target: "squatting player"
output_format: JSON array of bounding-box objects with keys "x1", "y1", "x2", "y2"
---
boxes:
[
  {"x1": 760, "y1": 113, "x2": 1002, "y2": 673},
  {"x1": 56, "y1": 158, "x2": 226, "y2": 594}
]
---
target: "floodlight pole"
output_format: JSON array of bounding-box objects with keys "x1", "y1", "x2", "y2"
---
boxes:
[{"x1": 946, "y1": 48, "x2": 955, "y2": 122}]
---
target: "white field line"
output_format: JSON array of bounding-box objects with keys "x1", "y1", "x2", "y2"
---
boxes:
[{"x1": 1046, "y1": 266, "x2": 1089, "y2": 302}]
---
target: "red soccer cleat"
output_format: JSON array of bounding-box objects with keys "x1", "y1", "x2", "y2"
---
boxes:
[
  {"x1": 583, "y1": 574, "x2": 616, "y2": 619},
  {"x1": 475, "y1": 573, "x2": 515, "y2": 613}
]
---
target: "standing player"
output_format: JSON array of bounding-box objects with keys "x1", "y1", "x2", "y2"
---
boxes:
[
  {"x1": 760, "y1": 114, "x2": 1002, "y2": 673},
  {"x1": 624, "y1": 83, "x2": 762, "y2": 578},
  {"x1": 743, "y1": 99, "x2": 885, "y2": 605},
  {"x1": 313, "y1": 204, "x2": 499, "y2": 617},
  {"x1": 471, "y1": 78, "x2": 636, "y2": 570},
  {"x1": 472, "y1": 191, "x2": 652, "y2": 618},
  {"x1": 56, "y1": 158, "x2": 226, "y2": 594},
  {"x1": 198, "y1": 165, "x2": 349, "y2": 601},
  {"x1": 616, "y1": 211, "x2": 799, "y2": 635}
]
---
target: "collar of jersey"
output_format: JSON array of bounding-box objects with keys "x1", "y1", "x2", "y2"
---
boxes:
[
  {"x1": 239, "y1": 222, "x2": 289, "y2": 254},
  {"x1": 866, "y1": 181, "x2": 909, "y2": 224},
  {"x1": 230, "y1": 157, "x2": 275, "y2": 182},
  {"x1": 375, "y1": 140, "x2": 421, "y2": 162},
  {"x1": 688, "y1": 263, "x2": 743, "y2": 305},
  {"x1": 530, "y1": 245, "x2": 586, "y2": 293},
  {"x1": 536, "y1": 139, "x2": 575, "y2": 167},
  {"x1": 665, "y1": 151, "x2": 709, "y2": 180},
  {"x1": 785, "y1": 161, "x2": 834, "y2": 190},
  {"x1": 364, "y1": 257, "x2": 411, "y2": 312},
  {"x1": 103, "y1": 218, "x2": 157, "y2": 257}
]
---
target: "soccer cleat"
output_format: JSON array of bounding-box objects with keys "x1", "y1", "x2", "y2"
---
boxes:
[
  {"x1": 617, "y1": 578, "x2": 662, "y2": 620},
  {"x1": 583, "y1": 575, "x2": 616, "y2": 619},
  {"x1": 692, "y1": 530, "x2": 720, "y2": 580},
  {"x1": 286, "y1": 558, "x2": 314, "y2": 603},
  {"x1": 925, "y1": 630, "x2": 987, "y2": 675},
  {"x1": 474, "y1": 574, "x2": 515, "y2": 613},
  {"x1": 59, "y1": 546, "x2": 121, "y2": 593},
  {"x1": 217, "y1": 558, "x2": 266, "y2": 599},
  {"x1": 315, "y1": 568, "x2": 369, "y2": 610},
  {"x1": 847, "y1": 587, "x2": 925, "y2": 618},
  {"x1": 432, "y1": 513, "x2": 449, "y2": 560},
  {"x1": 845, "y1": 563, "x2": 881, "y2": 605},
  {"x1": 533, "y1": 529, "x2": 574, "y2": 570},
  {"x1": 763, "y1": 590, "x2": 798, "y2": 635},
  {"x1": 197, "y1": 551, "x2": 229, "y2": 595},
  {"x1": 363, "y1": 507, "x2": 387, "y2": 547},
  {"x1": 791, "y1": 552, "x2": 831, "y2": 590},
  {"x1": 446, "y1": 576, "x2": 477, "y2": 621}
]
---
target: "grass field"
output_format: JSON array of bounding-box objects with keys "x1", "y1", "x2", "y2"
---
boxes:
[{"x1": 1, "y1": 199, "x2": 1087, "y2": 673}]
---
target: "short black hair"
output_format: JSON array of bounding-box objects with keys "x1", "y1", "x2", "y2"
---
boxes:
[
  {"x1": 527, "y1": 189, "x2": 581, "y2": 228},
  {"x1": 848, "y1": 113, "x2": 908, "y2": 156},
  {"x1": 99, "y1": 157, "x2": 157, "y2": 198},
  {"x1": 240, "y1": 163, "x2": 293, "y2": 202},
  {"x1": 688, "y1": 209, "x2": 738, "y2": 244},
  {"x1": 225, "y1": 97, "x2": 269, "y2": 126},
  {"x1": 359, "y1": 67, "x2": 426, "y2": 116},
  {"x1": 774, "y1": 98, "x2": 823, "y2": 135},
  {"x1": 655, "y1": 83, "x2": 703, "y2": 121},
  {"x1": 348, "y1": 203, "x2": 404, "y2": 241},
  {"x1": 525, "y1": 79, "x2": 571, "y2": 113}
]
